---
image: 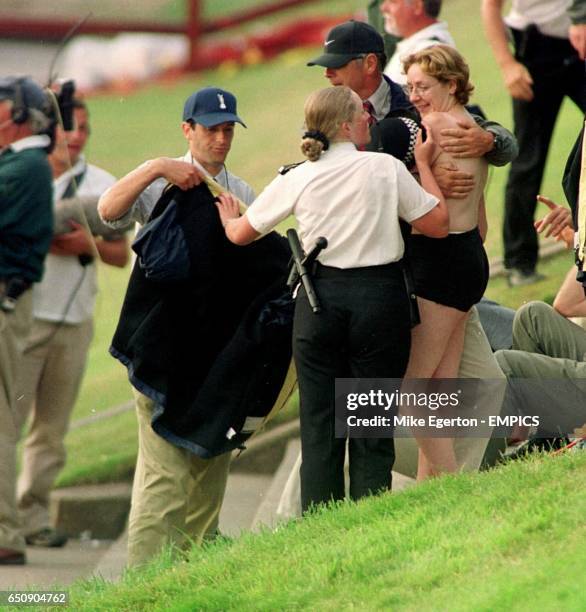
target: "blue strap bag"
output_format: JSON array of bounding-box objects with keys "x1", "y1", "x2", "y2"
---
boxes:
[{"x1": 131, "y1": 198, "x2": 191, "y2": 282}]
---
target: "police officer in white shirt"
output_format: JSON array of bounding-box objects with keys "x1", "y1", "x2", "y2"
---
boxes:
[{"x1": 216, "y1": 86, "x2": 448, "y2": 511}]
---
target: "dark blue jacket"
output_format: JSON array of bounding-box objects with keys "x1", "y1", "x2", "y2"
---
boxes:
[{"x1": 111, "y1": 183, "x2": 293, "y2": 458}]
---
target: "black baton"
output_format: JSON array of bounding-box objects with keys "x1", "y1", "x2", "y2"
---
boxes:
[{"x1": 286, "y1": 229, "x2": 327, "y2": 314}]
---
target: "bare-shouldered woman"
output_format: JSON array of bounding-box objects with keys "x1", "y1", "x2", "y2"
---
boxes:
[{"x1": 402, "y1": 45, "x2": 490, "y2": 480}]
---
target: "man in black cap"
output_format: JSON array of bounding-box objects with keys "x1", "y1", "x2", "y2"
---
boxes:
[
  {"x1": 98, "y1": 87, "x2": 256, "y2": 567},
  {"x1": 0, "y1": 76, "x2": 53, "y2": 565},
  {"x1": 308, "y1": 20, "x2": 517, "y2": 177}
]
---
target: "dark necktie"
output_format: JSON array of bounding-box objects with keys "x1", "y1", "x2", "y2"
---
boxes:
[{"x1": 363, "y1": 100, "x2": 376, "y2": 127}]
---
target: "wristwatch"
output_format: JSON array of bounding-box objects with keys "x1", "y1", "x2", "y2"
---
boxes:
[{"x1": 489, "y1": 130, "x2": 500, "y2": 153}]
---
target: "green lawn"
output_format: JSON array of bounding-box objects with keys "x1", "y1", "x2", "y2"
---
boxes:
[
  {"x1": 51, "y1": 0, "x2": 582, "y2": 487},
  {"x1": 62, "y1": 451, "x2": 586, "y2": 610}
]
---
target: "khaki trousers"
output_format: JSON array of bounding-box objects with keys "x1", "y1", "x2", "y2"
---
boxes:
[
  {"x1": 495, "y1": 301, "x2": 586, "y2": 434},
  {"x1": 0, "y1": 290, "x2": 33, "y2": 552},
  {"x1": 127, "y1": 390, "x2": 231, "y2": 567},
  {"x1": 15, "y1": 318, "x2": 93, "y2": 535},
  {"x1": 453, "y1": 305, "x2": 506, "y2": 470}
]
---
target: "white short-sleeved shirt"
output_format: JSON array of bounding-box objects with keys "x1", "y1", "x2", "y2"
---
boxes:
[
  {"x1": 506, "y1": 0, "x2": 571, "y2": 39},
  {"x1": 384, "y1": 22, "x2": 456, "y2": 85},
  {"x1": 246, "y1": 142, "x2": 438, "y2": 269},
  {"x1": 33, "y1": 157, "x2": 117, "y2": 323},
  {"x1": 102, "y1": 152, "x2": 255, "y2": 228}
]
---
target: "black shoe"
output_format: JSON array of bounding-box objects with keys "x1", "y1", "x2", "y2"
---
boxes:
[
  {"x1": 25, "y1": 527, "x2": 68, "y2": 548},
  {"x1": 505, "y1": 436, "x2": 569, "y2": 461},
  {"x1": 0, "y1": 548, "x2": 26, "y2": 565}
]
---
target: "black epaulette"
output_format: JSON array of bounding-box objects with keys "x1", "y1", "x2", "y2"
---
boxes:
[{"x1": 278, "y1": 161, "x2": 306, "y2": 175}]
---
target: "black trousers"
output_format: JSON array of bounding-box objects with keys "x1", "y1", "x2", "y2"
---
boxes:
[
  {"x1": 503, "y1": 27, "x2": 586, "y2": 272},
  {"x1": 293, "y1": 263, "x2": 411, "y2": 512}
]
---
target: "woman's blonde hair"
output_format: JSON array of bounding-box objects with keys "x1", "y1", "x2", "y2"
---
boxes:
[
  {"x1": 300, "y1": 86, "x2": 358, "y2": 161},
  {"x1": 403, "y1": 44, "x2": 474, "y2": 106}
]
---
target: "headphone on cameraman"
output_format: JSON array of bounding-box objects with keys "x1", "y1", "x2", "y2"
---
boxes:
[{"x1": 11, "y1": 78, "x2": 29, "y2": 125}]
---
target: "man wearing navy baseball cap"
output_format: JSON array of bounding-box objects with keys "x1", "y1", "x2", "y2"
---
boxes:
[
  {"x1": 98, "y1": 87, "x2": 255, "y2": 567},
  {"x1": 99, "y1": 86, "x2": 252, "y2": 229}
]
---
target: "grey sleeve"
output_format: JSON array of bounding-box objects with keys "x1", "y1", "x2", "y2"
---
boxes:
[
  {"x1": 568, "y1": 0, "x2": 586, "y2": 24},
  {"x1": 100, "y1": 180, "x2": 163, "y2": 229},
  {"x1": 472, "y1": 115, "x2": 519, "y2": 167}
]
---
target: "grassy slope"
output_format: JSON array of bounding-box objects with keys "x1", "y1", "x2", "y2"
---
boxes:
[
  {"x1": 54, "y1": 0, "x2": 581, "y2": 486},
  {"x1": 67, "y1": 451, "x2": 586, "y2": 610}
]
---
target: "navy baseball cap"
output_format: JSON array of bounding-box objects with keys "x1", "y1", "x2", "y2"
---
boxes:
[
  {"x1": 307, "y1": 20, "x2": 385, "y2": 69},
  {"x1": 0, "y1": 76, "x2": 48, "y2": 112},
  {"x1": 182, "y1": 87, "x2": 246, "y2": 128}
]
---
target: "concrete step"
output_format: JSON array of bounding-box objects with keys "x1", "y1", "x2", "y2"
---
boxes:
[
  {"x1": 220, "y1": 472, "x2": 273, "y2": 537},
  {"x1": 0, "y1": 469, "x2": 274, "y2": 590},
  {"x1": 52, "y1": 482, "x2": 132, "y2": 540},
  {"x1": 0, "y1": 538, "x2": 114, "y2": 590},
  {"x1": 45, "y1": 419, "x2": 300, "y2": 545}
]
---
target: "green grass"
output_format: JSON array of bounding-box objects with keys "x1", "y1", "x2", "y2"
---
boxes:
[
  {"x1": 53, "y1": 0, "x2": 582, "y2": 487},
  {"x1": 56, "y1": 410, "x2": 138, "y2": 488},
  {"x1": 62, "y1": 451, "x2": 586, "y2": 610},
  {"x1": 485, "y1": 250, "x2": 576, "y2": 309}
]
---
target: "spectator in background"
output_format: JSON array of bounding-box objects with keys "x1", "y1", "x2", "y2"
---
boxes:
[
  {"x1": 367, "y1": 0, "x2": 401, "y2": 61},
  {"x1": 495, "y1": 194, "x2": 585, "y2": 451},
  {"x1": 380, "y1": 0, "x2": 454, "y2": 84},
  {"x1": 0, "y1": 76, "x2": 53, "y2": 566},
  {"x1": 495, "y1": 266, "x2": 586, "y2": 442},
  {"x1": 482, "y1": 0, "x2": 586, "y2": 286},
  {"x1": 15, "y1": 99, "x2": 129, "y2": 548}
]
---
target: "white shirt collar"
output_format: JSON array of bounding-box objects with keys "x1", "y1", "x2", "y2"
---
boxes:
[
  {"x1": 396, "y1": 22, "x2": 454, "y2": 54},
  {"x1": 182, "y1": 150, "x2": 228, "y2": 181},
  {"x1": 54, "y1": 155, "x2": 86, "y2": 187},
  {"x1": 323, "y1": 141, "x2": 357, "y2": 157},
  {"x1": 9, "y1": 134, "x2": 51, "y2": 153},
  {"x1": 366, "y1": 77, "x2": 391, "y2": 121}
]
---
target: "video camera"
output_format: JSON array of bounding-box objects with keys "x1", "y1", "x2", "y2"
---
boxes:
[
  {"x1": 43, "y1": 78, "x2": 76, "y2": 153},
  {"x1": 53, "y1": 79, "x2": 76, "y2": 131}
]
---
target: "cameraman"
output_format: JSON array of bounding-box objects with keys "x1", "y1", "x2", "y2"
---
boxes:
[{"x1": 0, "y1": 76, "x2": 53, "y2": 565}]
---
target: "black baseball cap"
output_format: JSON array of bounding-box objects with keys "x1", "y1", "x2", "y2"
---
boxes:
[
  {"x1": 307, "y1": 20, "x2": 385, "y2": 69},
  {"x1": 182, "y1": 87, "x2": 246, "y2": 128}
]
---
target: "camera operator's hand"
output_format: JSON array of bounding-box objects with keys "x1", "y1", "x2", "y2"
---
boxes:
[{"x1": 50, "y1": 220, "x2": 94, "y2": 257}]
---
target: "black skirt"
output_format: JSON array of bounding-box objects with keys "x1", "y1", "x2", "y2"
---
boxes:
[{"x1": 409, "y1": 227, "x2": 489, "y2": 312}]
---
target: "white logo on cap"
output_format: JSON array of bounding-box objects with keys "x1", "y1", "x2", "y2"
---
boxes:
[
  {"x1": 324, "y1": 39, "x2": 335, "y2": 46},
  {"x1": 217, "y1": 93, "x2": 227, "y2": 109}
]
